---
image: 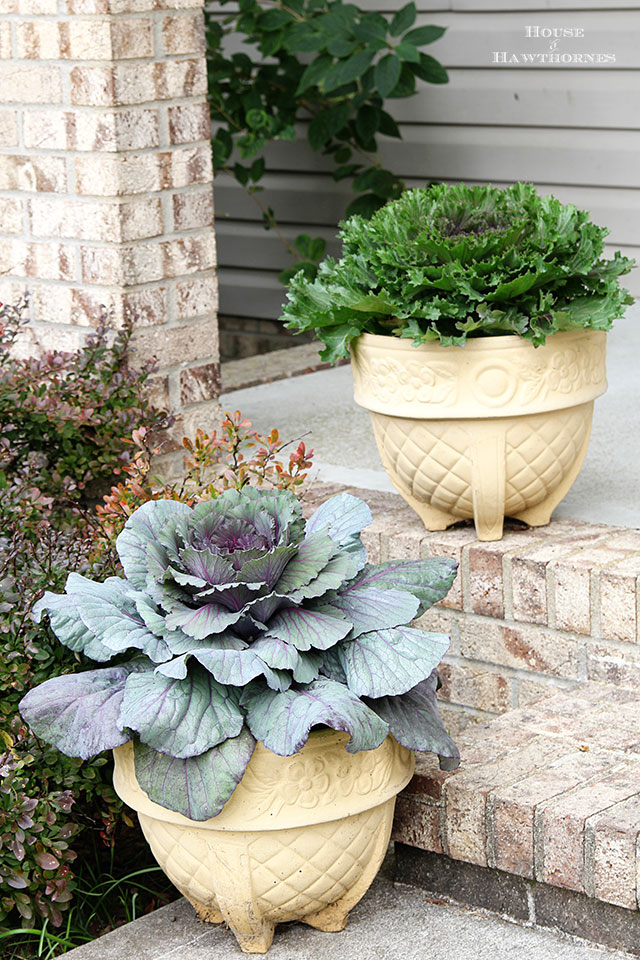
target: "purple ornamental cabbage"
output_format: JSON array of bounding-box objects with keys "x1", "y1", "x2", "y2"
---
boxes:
[{"x1": 20, "y1": 488, "x2": 459, "y2": 820}]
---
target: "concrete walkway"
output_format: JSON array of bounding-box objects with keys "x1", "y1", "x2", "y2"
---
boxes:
[
  {"x1": 222, "y1": 303, "x2": 640, "y2": 529},
  {"x1": 61, "y1": 860, "x2": 635, "y2": 960}
]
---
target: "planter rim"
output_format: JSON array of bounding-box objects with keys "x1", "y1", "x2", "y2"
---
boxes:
[
  {"x1": 113, "y1": 732, "x2": 414, "y2": 833},
  {"x1": 355, "y1": 329, "x2": 602, "y2": 354},
  {"x1": 351, "y1": 328, "x2": 607, "y2": 419}
]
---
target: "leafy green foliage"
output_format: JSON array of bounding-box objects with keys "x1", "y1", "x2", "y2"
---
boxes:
[
  {"x1": 282, "y1": 182, "x2": 636, "y2": 361},
  {"x1": 205, "y1": 0, "x2": 448, "y2": 280},
  {"x1": 22, "y1": 490, "x2": 459, "y2": 822}
]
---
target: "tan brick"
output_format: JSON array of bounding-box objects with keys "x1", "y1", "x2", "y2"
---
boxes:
[
  {"x1": 29, "y1": 196, "x2": 162, "y2": 243},
  {"x1": 23, "y1": 110, "x2": 70, "y2": 150},
  {"x1": 168, "y1": 101, "x2": 210, "y2": 145},
  {"x1": 72, "y1": 59, "x2": 207, "y2": 107},
  {"x1": 29, "y1": 283, "x2": 169, "y2": 328},
  {"x1": 120, "y1": 198, "x2": 164, "y2": 241},
  {"x1": 16, "y1": 22, "x2": 63, "y2": 59},
  {"x1": 0, "y1": 198, "x2": 23, "y2": 234},
  {"x1": 552, "y1": 563, "x2": 591, "y2": 635},
  {"x1": 0, "y1": 109, "x2": 19, "y2": 147},
  {"x1": 157, "y1": 234, "x2": 216, "y2": 281},
  {"x1": 30, "y1": 284, "x2": 110, "y2": 326},
  {"x1": 0, "y1": 65, "x2": 62, "y2": 105},
  {"x1": 590, "y1": 794, "x2": 640, "y2": 908},
  {"x1": 517, "y1": 677, "x2": 574, "y2": 708},
  {"x1": 153, "y1": 58, "x2": 207, "y2": 101},
  {"x1": 540, "y1": 765, "x2": 640, "y2": 892},
  {"x1": 511, "y1": 528, "x2": 615, "y2": 625},
  {"x1": 511, "y1": 555, "x2": 548, "y2": 624},
  {"x1": 468, "y1": 528, "x2": 551, "y2": 620},
  {"x1": 27, "y1": 107, "x2": 160, "y2": 152},
  {"x1": 587, "y1": 642, "x2": 640, "y2": 687},
  {"x1": 438, "y1": 662, "x2": 512, "y2": 714},
  {"x1": 424, "y1": 527, "x2": 479, "y2": 610},
  {"x1": 19, "y1": 0, "x2": 57, "y2": 11},
  {"x1": 161, "y1": 12, "x2": 206, "y2": 55},
  {"x1": 175, "y1": 274, "x2": 218, "y2": 319},
  {"x1": 65, "y1": 19, "x2": 112, "y2": 59},
  {"x1": 459, "y1": 619, "x2": 582, "y2": 679},
  {"x1": 172, "y1": 189, "x2": 214, "y2": 232},
  {"x1": 444, "y1": 737, "x2": 568, "y2": 866},
  {"x1": 110, "y1": 18, "x2": 154, "y2": 59},
  {"x1": 145, "y1": 374, "x2": 171, "y2": 412},
  {"x1": 0, "y1": 0, "x2": 17, "y2": 14},
  {"x1": 75, "y1": 153, "x2": 158, "y2": 196},
  {"x1": 392, "y1": 795, "x2": 443, "y2": 853},
  {"x1": 1, "y1": 240, "x2": 76, "y2": 282},
  {"x1": 75, "y1": 145, "x2": 213, "y2": 197},
  {"x1": 179, "y1": 361, "x2": 220, "y2": 406},
  {"x1": 67, "y1": 0, "x2": 200, "y2": 9},
  {"x1": 0, "y1": 22, "x2": 11, "y2": 59},
  {"x1": 0, "y1": 155, "x2": 67, "y2": 193},
  {"x1": 121, "y1": 286, "x2": 168, "y2": 326},
  {"x1": 491, "y1": 750, "x2": 615, "y2": 879},
  {"x1": 599, "y1": 564, "x2": 638, "y2": 644},
  {"x1": 130, "y1": 317, "x2": 219, "y2": 368},
  {"x1": 80, "y1": 245, "x2": 126, "y2": 285},
  {"x1": 161, "y1": 144, "x2": 213, "y2": 188}
]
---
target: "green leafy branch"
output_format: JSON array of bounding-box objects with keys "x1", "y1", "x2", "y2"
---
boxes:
[{"x1": 205, "y1": 0, "x2": 448, "y2": 281}]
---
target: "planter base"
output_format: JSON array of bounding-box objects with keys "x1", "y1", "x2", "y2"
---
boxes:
[
  {"x1": 369, "y1": 402, "x2": 594, "y2": 542},
  {"x1": 113, "y1": 734, "x2": 413, "y2": 954}
]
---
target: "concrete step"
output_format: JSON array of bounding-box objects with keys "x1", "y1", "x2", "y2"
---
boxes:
[{"x1": 60, "y1": 850, "x2": 635, "y2": 960}]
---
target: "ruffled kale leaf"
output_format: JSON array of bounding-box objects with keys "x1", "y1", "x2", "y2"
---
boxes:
[{"x1": 282, "y1": 182, "x2": 635, "y2": 360}]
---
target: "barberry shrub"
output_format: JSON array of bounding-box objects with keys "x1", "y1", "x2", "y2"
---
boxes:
[{"x1": 0, "y1": 302, "x2": 166, "y2": 935}]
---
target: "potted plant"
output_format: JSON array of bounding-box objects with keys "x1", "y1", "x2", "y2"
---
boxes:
[
  {"x1": 20, "y1": 487, "x2": 459, "y2": 954},
  {"x1": 282, "y1": 182, "x2": 635, "y2": 540}
]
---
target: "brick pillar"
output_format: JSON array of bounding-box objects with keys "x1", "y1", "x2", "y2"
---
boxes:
[{"x1": 0, "y1": 0, "x2": 221, "y2": 443}]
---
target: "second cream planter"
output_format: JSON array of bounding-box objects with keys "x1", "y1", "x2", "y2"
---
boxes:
[{"x1": 351, "y1": 329, "x2": 607, "y2": 541}]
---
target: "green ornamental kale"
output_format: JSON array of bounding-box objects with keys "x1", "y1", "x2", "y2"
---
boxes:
[
  {"x1": 282, "y1": 182, "x2": 635, "y2": 362},
  {"x1": 20, "y1": 489, "x2": 459, "y2": 821}
]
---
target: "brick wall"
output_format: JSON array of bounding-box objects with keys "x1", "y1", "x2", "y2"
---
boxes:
[{"x1": 0, "y1": 0, "x2": 221, "y2": 440}]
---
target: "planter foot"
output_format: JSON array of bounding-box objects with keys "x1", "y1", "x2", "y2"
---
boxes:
[
  {"x1": 394, "y1": 487, "x2": 458, "y2": 532},
  {"x1": 187, "y1": 897, "x2": 224, "y2": 925},
  {"x1": 303, "y1": 901, "x2": 350, "y2": 932},
  {"x1": 228, "y1": 920, "x2": 275, "y2": 954}
]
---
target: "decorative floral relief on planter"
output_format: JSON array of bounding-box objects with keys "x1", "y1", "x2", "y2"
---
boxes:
[
  {"x1": 239, "y1": 739, "x2": 408, "y2": 817},
  {"x1": 355, "y1": 356, "x2": 458, "y2": 406},
  {"x1": 518, "y1": 344, "x2": 607, "y2": 405}
]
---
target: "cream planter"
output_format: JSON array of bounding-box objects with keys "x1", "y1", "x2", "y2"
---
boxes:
[
  {"x1": 351, "y1": 330, "x2": 607, "y2": 541},
  {"x1": 113, "y1": 732, "x2": 414, "y2": 954}
]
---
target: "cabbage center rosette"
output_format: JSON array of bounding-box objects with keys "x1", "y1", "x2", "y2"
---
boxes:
[{"x1": 20, "y1": 489, "x2": 459, "y2": 821}]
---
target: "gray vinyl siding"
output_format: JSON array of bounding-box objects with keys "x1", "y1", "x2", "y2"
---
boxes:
[{"x1": 211, "y1": 1, "x2": 640, "y2": 322}]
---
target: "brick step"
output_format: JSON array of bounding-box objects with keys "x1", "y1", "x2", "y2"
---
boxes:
[
  {"x1": 304, "y1": 481, "x2": 640, "y2": 733},
  {"x1": 393, "y1": 683, "x2": 640, "y2": 955},
  {"x1": 303, "y1": 482, "x2": 640, "y2": 954}
]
